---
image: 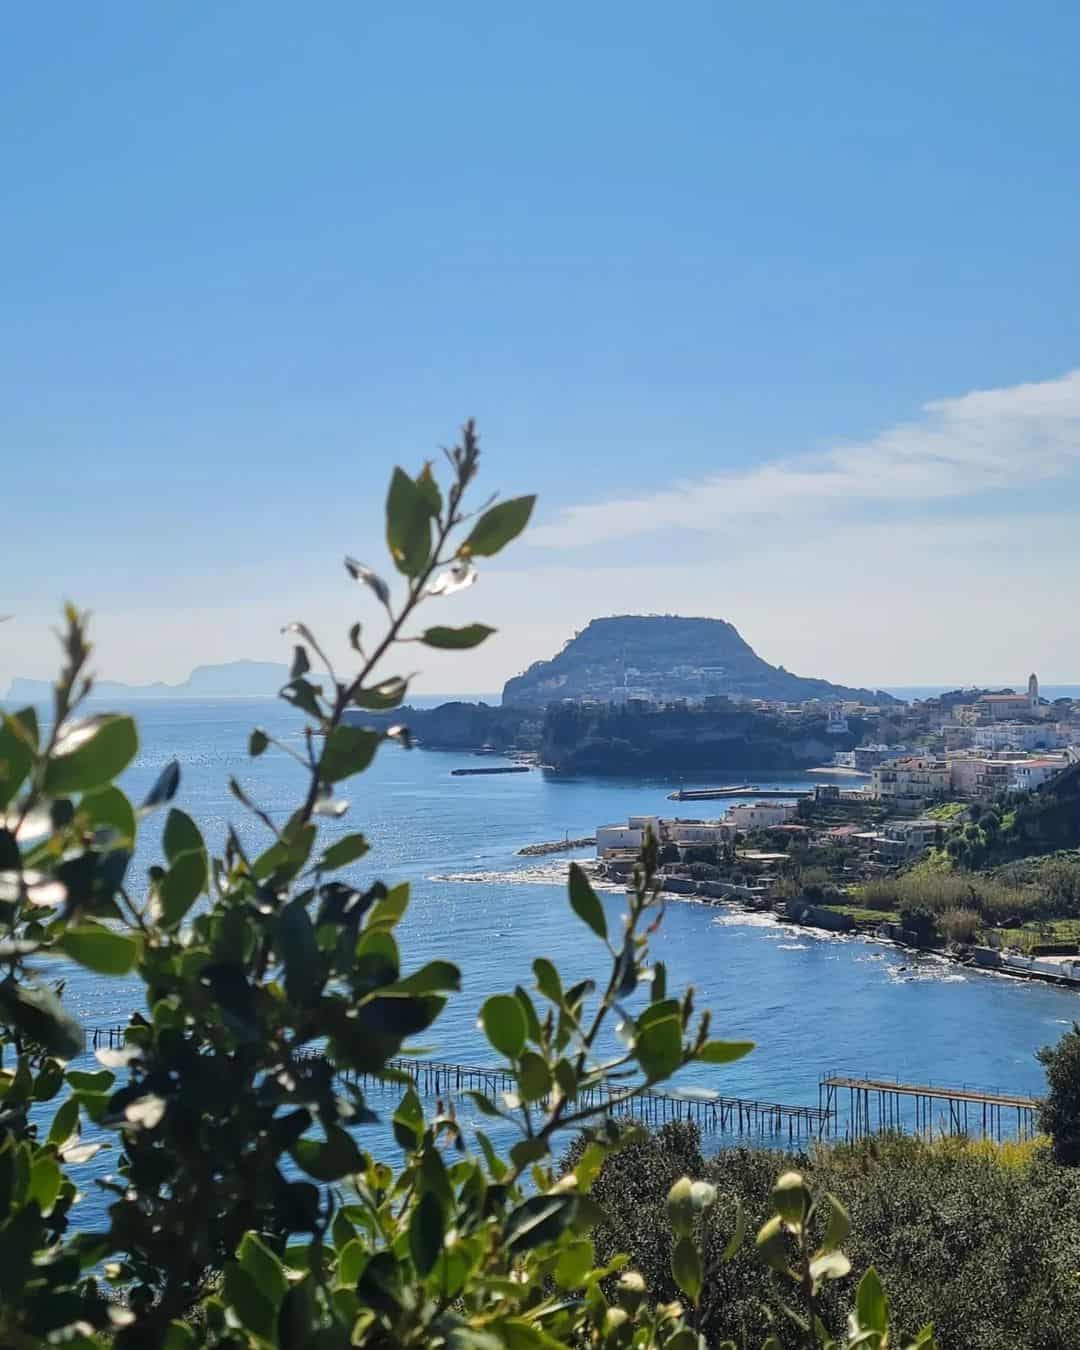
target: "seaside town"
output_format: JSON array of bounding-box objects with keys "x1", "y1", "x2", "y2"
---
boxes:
[{"x1": 591, "y1": 673, "x2": 1080, "y2": 987}]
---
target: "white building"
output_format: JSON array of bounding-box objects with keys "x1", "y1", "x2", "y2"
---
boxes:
[
  {"x1": 595, "y1": 815, "x2": 662, "y2": 856},
  {"x1": 667, "y1": 820, "x2": 736, "y2": 847},
  {"x1": 1010, "y1": 758, "x2": 1066, "y2": 793},
  {"x1": 974, "y1": 723, "x2": 1060, "y2": 753},
  {"x1": 871, "y1": 757, "x2": 950, "y2": 804},
  {"x1": 724, "y1": 801, "x2": 799, "y2": 831}
]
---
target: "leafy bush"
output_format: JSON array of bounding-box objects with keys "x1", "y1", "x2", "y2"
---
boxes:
[
  {"x1": 859, "y1": 871, "x2": 1049, "y2": 927},
  {"x1": 897, "y1": 905, "x2": 939, "y2": 947},
  {"x1": 938, "y1": 907, "x2": 980, "y2": 944},
  {"x1": 1038, "y1": 1022, "x2": 1080, "y2": 1165},
  {"x1": 0, "y1": 431, "x2": 927, "y2": 1348},
  {"x1": 579, "y1": 1123, "x2": 1080, "y2": 1350}
]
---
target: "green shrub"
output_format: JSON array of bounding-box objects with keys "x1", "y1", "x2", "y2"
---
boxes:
[
  {"x1": 0, "y1": 431, "x2": 928, "y2": 1348},
  {"x1": 1038, "y1": 1022, "x2": 1080, "y2": 1166},
  {"x1": 579, "y1": 1123, "x2": 1080, "y2": 1350}
]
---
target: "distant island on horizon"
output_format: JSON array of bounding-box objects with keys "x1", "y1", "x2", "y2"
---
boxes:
[
  {"x1": 6, "y1": 614, "x2": 1077, "y2": 706},
  {"x1": 5, "y1": 660, "x2": 291, "y2": 703}
]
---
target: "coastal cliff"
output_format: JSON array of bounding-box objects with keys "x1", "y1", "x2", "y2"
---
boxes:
[
  {"x1": 356, "y1": 698, "x2": 866, "y2": 774},
  {"x1": 540, "y1": 700, "x2": 867, "y2": 774}
]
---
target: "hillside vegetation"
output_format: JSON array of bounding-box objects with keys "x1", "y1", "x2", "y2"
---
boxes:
[{"x1": 571, "y1": 1122, "x2": 1080, "y2": 1350}]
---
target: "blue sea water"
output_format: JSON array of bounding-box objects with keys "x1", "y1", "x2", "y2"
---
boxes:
[{"x1": 17, "y1": 698, "x2": 1078, "y2": 1223}]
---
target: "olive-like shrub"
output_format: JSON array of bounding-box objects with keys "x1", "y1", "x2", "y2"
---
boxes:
[{"x1": 0, "y1": 426, "x2": 931, "y2": 1348}]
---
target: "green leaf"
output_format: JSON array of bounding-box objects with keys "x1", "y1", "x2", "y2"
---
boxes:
[
  {"x1": 855, "y1": 1267, "x2": 888, "y2": 1334},
  {"x1": 48, "y1": 1095, "x2": 79, "y2": 1146},
  {"x1": 140, "y1": 759, "x2": 180, "y2": 811},
  {"x1": 366, "y1": 882, "x2": 410, "y2": 928},
  {"x1": 554, "y1": 1238, "x2": 595, "y2": 1291},
  {"x1": 280, "y1": 677, "x2": 326, "y2": 721},
  {"x1": 32, "y1": 1059, "x2": 64, "y2": 1101},
  {"x1": 755, "y1": 1215, "x2": 790, "y2": 1272},
  {"x1": 0, "y1": 983, "x2": 83, "y2": 1060},
  {"x1": 504, "y1": 1194, "x2": 577, "y2": 1252},
  {"x1": 279, "y1": 898, "x2": 321, "y2": 1005},
  {"x1": 28, "y1": 1155, "x2": 61, "y2": 1214},
  {"x1": 517, "y1": 1050, "x2": 553, "y2": 1103},
  {"x1": 154, "y1": 849, "x2": 208, "y2": 929},
  {"x1": 533, "y1": 958, "x2": 563, "y2": 1005},
  {"x1": 249, "y1": 728, "x2": 269, "y2": 757},
  {"x1": 66, "y1": 1069, "x2": 114, "y2": 1092},
  {"x1": 162, "y1": 1321, "x2": 196, "y2": 1350},
  {"x1": 420, "y1": 624, "x2": 495, "y2": 650},
  {"x1": 415, "y1": 462, "x2": 443, "y2": 517},
  {"x1": 635, "y1": 1012, "x2": 682, "y2": 1082},
  {"x1": 480, "y1": 993, "x2": 527, "y2": 1060},
  {"x1": 163, "y1": 808, "x2": 204, "y2": 864},
  {"x1": 337, "y1": 1238, "x2": 367, "y2": 1288},
  {"x1": 568, "y1": 863, "x2": 607, "y2": 941},
  {"x1": 722, "y1": 1197, "x2": 746, "y2": 1262},
  {"x1": 80, "y1": 785, "x2": 136, "y2": 844},
  {"x1": 351, "y1": 678, "x2": 409, "y2": 711},
  {"x1": 253, "y1": 823, "x2": 316, "y2": 882},
  {"x1": 386, "y1": 467, "x2": 434, "y2": 577},
  {"x1": 771, "y1": 1171, "x2": 811, "y2": 1228},
  {"x1": 43, "y1": 715, "x2": 138, "y2": 795},
  {"x1": 393, "y1": 960, "x2": 461, "y2": 995},
  {"x1": 392, "y1": 1088, "x2": 424, "y2": 1150},
  {"x1": 238, "y1": 1231, "x2": 288, "y2": 1308},
  {"x1": 58, "y1": 924, "x2": 139, "y2": 975},
  {"x1": 409, "y1": 1190, "x2": 445, "y2": 1276},
  {"x1": 318, "y1": 833, "x2": 369, "y2": 870},
  {"x1": 821, "y1": 1192, "x2": 850, "y2": 1253},
  {"x1": 514, "y1": 985, "x2": 542, "y2": 1042},
  {"x1": 223, "y1": 1260, "x2": 276, "y2": 1339},
  {"x1": 670, "y1": 1235, "x2": 702, "y2": 1305},
  {"x1": 464, "y1": 1090, "x2": 503, "y2": 1118},
  {"x1": 290, "y1": 1124, "x2": 363, "y2": 1181},
  {"x1": 0, "y1": 715, "x2": 36, "y2": 810},
  {"x1": 344, "y1": 558, "x2": 391, "y2": 607},
  {"x1": 509, "y1": 1138, "x2": 549, "y2": 1171},
  {"x1": 699, "y1": 1039, "x2": 754, "y2": 1065},
  {"x1": 462, "y1": 495, "x2": 536, "y2": 557},
  {"x1": 321, "y1": 725, "x2": 382, "y2": 783}
]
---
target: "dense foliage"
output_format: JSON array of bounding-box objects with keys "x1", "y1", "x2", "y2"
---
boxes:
[
  {"x1": 857, "y1": 859, "x2": 1080, "y2": 932},
  {"x1": 575, "y1": 1124, "x2": 1080, "y2": 1350},
  {"x1": 0, "y1": 430, "x2": 928, "y2": 1347},
  {"x1": 1038, "y1": 1022, "x2": 1080, "y2": 1165}
]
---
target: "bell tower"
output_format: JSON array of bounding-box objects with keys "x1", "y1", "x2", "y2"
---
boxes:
[{"x1": 1028, "y1": 672, "x2": 1039, "y2": 708}]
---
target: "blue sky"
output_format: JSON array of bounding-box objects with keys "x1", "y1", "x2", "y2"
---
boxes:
[{"x1": 5, "y1": 3, "x2": 1080, "y2": 692}]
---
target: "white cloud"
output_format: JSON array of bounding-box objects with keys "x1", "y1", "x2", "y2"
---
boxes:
[{"x1": 530, "y1": 368, "x2": 1080, "y2": 547}]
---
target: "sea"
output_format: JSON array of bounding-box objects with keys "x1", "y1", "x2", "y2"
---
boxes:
[{"x1": 12, "y1": 696, "x2": 1080, "y2": 1224}]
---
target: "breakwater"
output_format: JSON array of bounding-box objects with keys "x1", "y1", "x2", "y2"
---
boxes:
[
  {"x1": 668, "y1": 786, "x2": 810, "y2": 801},
  {"x1": 517, "y1": 836, "x2": 596, "y2": 856}
]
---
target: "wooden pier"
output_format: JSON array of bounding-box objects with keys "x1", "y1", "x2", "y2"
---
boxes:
[
  {"x1": 821, "y1": 1072, "x2": 1040, "y2": 1141},
  {"x1": 353, "y1": 1057, "x2": 831, "y2": 1140},
  {"x1": 82, "y1": 1025, "x2": 826, "y2": 1140},
  {"x1": 83, "y1": 1025, "x2": 1042, "y2": 1144}
]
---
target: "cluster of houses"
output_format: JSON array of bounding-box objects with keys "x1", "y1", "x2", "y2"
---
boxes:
[
  {"x1": 593, "y1": 676, "x2": 1078, "y2": 884},
  {"x1": 833, "y1": 676, "x2": 1077, "y2": 810}
]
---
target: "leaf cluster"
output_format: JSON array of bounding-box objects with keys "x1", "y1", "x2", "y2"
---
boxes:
[{"x1": 0, "y1": 429, "x2": 932, "y2": 1349}]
